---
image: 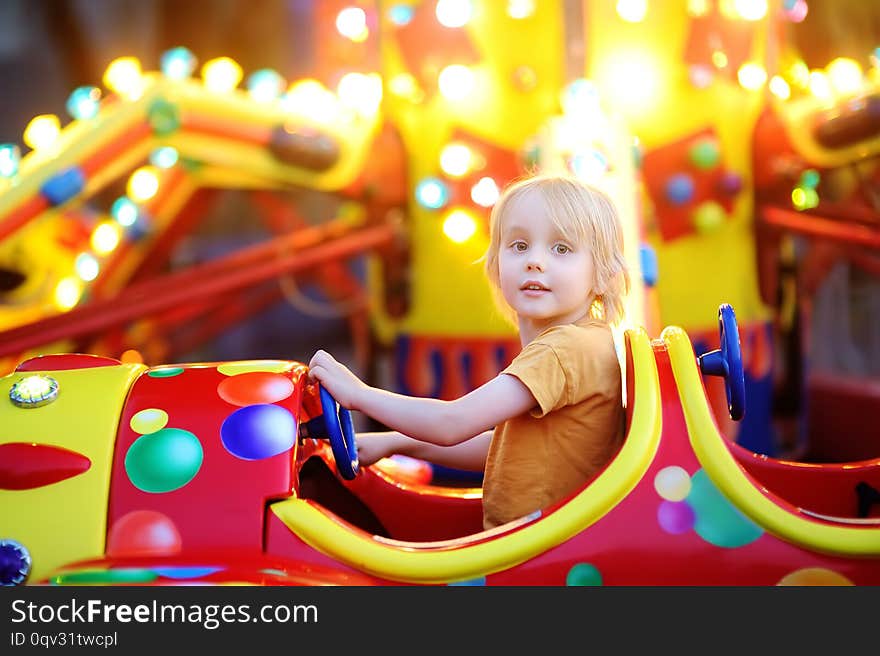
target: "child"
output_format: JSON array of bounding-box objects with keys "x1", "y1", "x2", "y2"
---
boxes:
[{"x1": 308, "y1": 173, "x2": 631, "y2": 529}]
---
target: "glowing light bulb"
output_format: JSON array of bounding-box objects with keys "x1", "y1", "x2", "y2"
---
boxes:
[
  {"x1": 789, "y1": 60, "x2": 810, "y2": 88},
  {"x1": 127, "y1": 166, "x2": 160, "y2": 202},
  {"x1": 247, "y1": 69, "x2": 286, "y2": 103},
  {"x1": 439, "y1": 143, "x2": 474, "y2": 177},
  {"x1": 75, "y1": 252, "x2": 100, "y2": 282},
  {"x1": 438, "y1": 65, "x2": 475, "y2": 101},
  {"x1": 103, "y1": 57, "x2": 144, "y2": 100},
  {"x1": 442, "y1": 209, "x2": 478, "y2": 243},
  {"x1": 66, "y1": 86, "x2": 102, "y2": 120},
  {"x1": 737, "y1": 62, "x2": 767, "y2": 90},
  {"x1": 388, "y1": 73, "x2": 423, "y2": 103},
  {"x1": 560, "y1": 78, "x2": 602, "y2": 117},
  {"x1": 120, "y1": 349, "x2": 144, "y2": 364},
  {"x1": 23, "y1": 115, "x2": 61, "y2": 151},
  {"x1": 687, "y1": 0, "x2": 711, "y2": 16},
  {"x1": 733, "y1": 0, "x2": 767, "y2": 21},
  {"x1": 827, "y1": 58, "x2": 863, "y2": 96},
  {"x1": 507, "y1": 0, "x2": 535, "y2": 19},
  {"x1": 161, "y1": 47, "x2": 197, "y2": 79},
  {"x1": 54, "y1": 276, "x2": 83, "y2": 310},
  {"x1": 388, "y1": 5, "x2": 414, "y2": 25},
  {"x1": 415, "y1": 178, "x2": 449, "y2": 209},
  {"x1": 336, "y1": 6, "x2": 369, "y2": 42},
  {"x1": 201, "y1": 57, "x2": 243, "y2": 93},
  {"x1": 808, "y1": 70, "x2": 833, "y2": 100},
  {"x1": 111, "y1": 197, "x2": 139, "y2": 227},
  {"x1": 337, "y1": 72, "x2": 383, "y2": 116},
  {"x1": 570, "y1": 150, "x2": 610, "y2": 182},
  {"x1": 0, "y1": 144, "x2": 21, "y2": 178},
  {"x1": 785, "y1": 0, "x2": 808, "y2": 22},
  {"x1": 149, "y1": 146, "x2": 179, "y2": 169},
  {"x1": 616, "y1": 0, "x2": 647, "y2": 23},
  {"x1": 767, "y1": 75, "x2": 790, "y2": 100},
  {"x1": 91, "y1": 222, "x2": 122, "y2": 255},
  {"x1": 436, "y1": 0, "x2": 472, "y2": 27},
  {"x1": 281, "y1": 79, "x2": 341, "y2": 125},
  {"x1": 470, "y1": 177, "x2": 499, "y2": 207}
]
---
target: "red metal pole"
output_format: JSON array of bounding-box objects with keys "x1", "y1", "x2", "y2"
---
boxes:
[
  {"x1": 0, "y1": 222, "x2": 394, "y2": 358},
  {"x1": 762, "y1": 206, "x2": 880, "y2": 248}
]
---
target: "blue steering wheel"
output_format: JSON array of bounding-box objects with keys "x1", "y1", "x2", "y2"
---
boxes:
[
  {"x1": 319, "y1": 385, "x2": 359, "y2": 480},
  {"x1": 697, "y1": 303, "x2": 746, "y2": 421}
]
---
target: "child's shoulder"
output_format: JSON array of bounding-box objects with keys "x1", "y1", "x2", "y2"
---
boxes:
[
  {"x1": 535, "y1": 318, "x2": 612, "y2": 343},
  {"x1": 531, "y1": 319, "x2": 615, "y2": 357}
]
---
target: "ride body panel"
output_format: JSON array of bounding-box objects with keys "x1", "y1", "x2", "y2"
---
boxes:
[
  {"x1": 0, "y1": 359, "x2": 145, "y2": 583},
  {"x1": 107, "y1": 360, "x2": 308, "y2": 555}
]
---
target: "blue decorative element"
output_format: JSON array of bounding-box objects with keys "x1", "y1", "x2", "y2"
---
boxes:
[
  {"x1": 639, "y1": 243, "x2": 658, "y2": 287},
  {"x1": 149, "y1": 146, "x2": 179, "y2": 169},
  {"x1": 221, "y1": 404, "x2": 295, "y2": 461},
  {"x1": 389, "y1": 4, "x2": 414, "y2": 25},
  {"x1": 66, "y1": 86, "x2": 101, "y2": 120},
  {"x1": 698, "y1": 303, "x2": 746, "y2": 421},
  {"x1": 319, "y1": 386, "x2": 359, "y2": 480},
  {"x1": 153, "y1": 566, "x2": 221, "y2": 580},
  {"x1": 40, "y1": 167, "x2": 85, "y2": 206},
  {"x1": 415, "y1": 177, "x2": 449, "y2": 210},
  {"x1": 664, "y1": 173, "x2": 695, "y2": 205},
  {"x1": 0, "y1": 539, "x2": 31, "y2": 586},
  {"x1": 394, "y1": 336, "x2": 443, "y2": 399},
  {"x1": 247, "y1": 69, "x2": 285, "y2": 102},
  {"x1": 0, "y1": 143, "x2": 21, "y2": 178},
  {"x1": 449, "y1": 576, "x2": 486, "y2": 586},
  {"x1": 161, "y1": 47, "x2": 197, "y2": 79},
  {"x1": 111, "y1": 196, "x2": 139, "y2": 227}
]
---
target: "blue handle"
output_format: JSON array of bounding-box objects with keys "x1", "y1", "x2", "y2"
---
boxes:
[
  {"x1": 698, "y1": 303, "x2": 746, "y2": 421},
  {"x1": 319, "y1": 385, "x2": 359, "y2": 480}
]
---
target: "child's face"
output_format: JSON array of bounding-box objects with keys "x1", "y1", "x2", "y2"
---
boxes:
[{"x1": 497, "y1": 190, "x2": 595, "y2": 329}]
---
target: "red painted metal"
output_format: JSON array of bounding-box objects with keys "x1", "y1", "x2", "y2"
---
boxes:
[
  {"x1": 762, "y1": 205, "x2": 880, "y2": 249},
  {"x1": 0, "y1": 195, "x2": 50, "y2": 242},
  {"x1": 15, "y1": 353, "x2": 122, "y2": 371},
  {"x1": 107, "y1": 362, "x2": 307, "y2": 553}
]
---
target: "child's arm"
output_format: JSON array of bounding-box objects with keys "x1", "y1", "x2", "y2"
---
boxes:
[
  {"x1": 308, "y1": 349, "x2": 535, "y2": 446},
  {"x1": 357, "y1": 430, "x2": 493, "y2": 471}
]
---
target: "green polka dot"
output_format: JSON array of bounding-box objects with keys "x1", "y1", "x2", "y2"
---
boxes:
[
  {"x1": 566, "y1": 563, "x2": 603, "y2": 586},
  {"x1": 148, "y1": 367, "x2": 184, "y2": 378},
  {"x1": 52, "y1": 568, "x2": 158, "y2": 585},
  {"x1": 688, "y1": 469, "x2": 763, "y2": 548},
  {"x1": 125, "y1": 428, "x2": 203, "y2": 493}
]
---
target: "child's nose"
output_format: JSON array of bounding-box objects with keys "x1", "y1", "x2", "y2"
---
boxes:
[{"x1": 526, "y1": 257, "x2": 544, "y2": 271}]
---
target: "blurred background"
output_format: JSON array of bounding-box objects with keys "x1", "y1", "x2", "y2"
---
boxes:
[{"x1": 0, "y1": 0, "x2": 878, "y2": 462}]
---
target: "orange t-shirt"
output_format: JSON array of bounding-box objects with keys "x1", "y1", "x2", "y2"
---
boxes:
[{"x1": 481, "y1": 317, "x2": 624, "y2": 529}]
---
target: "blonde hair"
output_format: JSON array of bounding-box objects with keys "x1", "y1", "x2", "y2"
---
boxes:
[{"x1": 483, "y1": 173, "x2": 631, "y2": 326}]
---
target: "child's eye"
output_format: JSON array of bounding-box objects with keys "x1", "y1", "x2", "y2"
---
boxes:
[
  {"x1": 511, "y1": 241, "x2": 528, "y2": 252},
  {"x1": 553, "y1": 243, "x2": 571, "y2": 255}
]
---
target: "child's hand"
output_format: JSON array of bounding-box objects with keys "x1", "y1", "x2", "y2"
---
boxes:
[
  {"x1": 355, "y1": 432, "x2": 401, "y2": 467},
  {"x1": 307, "y1": 350, "x2": 367, "y2": 410}
]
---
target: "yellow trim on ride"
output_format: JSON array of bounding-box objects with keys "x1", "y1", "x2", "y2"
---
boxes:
[
  {"x1": 0, "y1": 364, "x2": 147, "y2": 583},
  {"x1": 662, "y1": 325, "x2": 880, "y2": 557},
  {"x1": 271, "y1": 327, "x2": 662, "y2": 584}
]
